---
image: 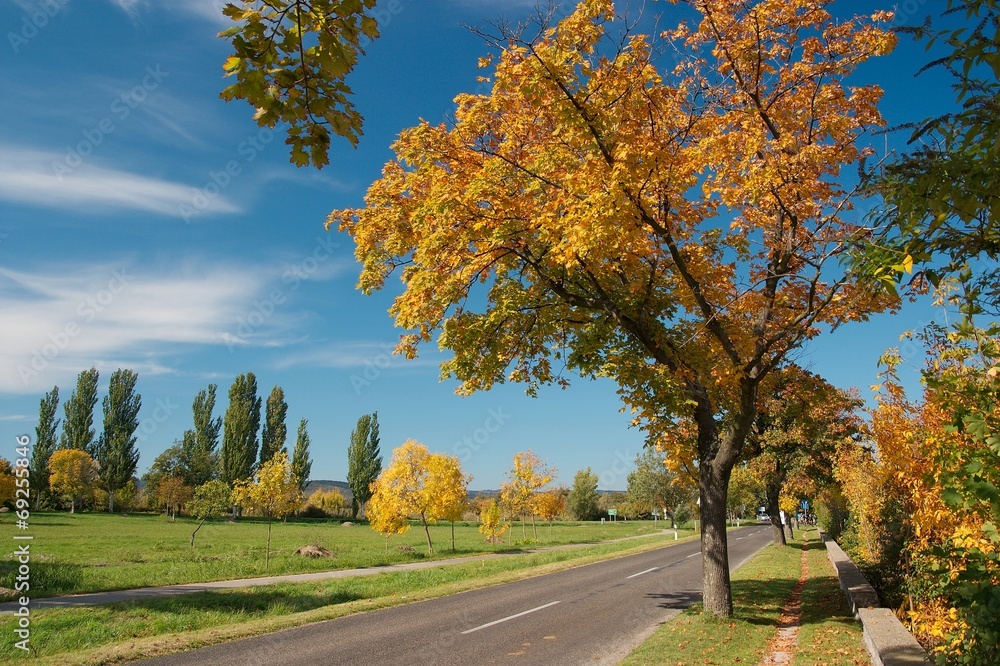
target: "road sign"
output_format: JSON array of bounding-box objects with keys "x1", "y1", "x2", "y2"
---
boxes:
[{"x1": 608, "y1": 509, "x2": 617, "y2": 516}]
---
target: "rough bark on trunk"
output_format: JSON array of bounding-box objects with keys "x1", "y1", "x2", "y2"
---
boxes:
[
  {"x1": 694, "y1": 376, "x2": 757, "y2": 618},
  {"x1": 700, "y1": 460, "x2": 733, "y2": 617},
  {"x1": 766, "y1": 476, "x2": 786, "y2": 546}
]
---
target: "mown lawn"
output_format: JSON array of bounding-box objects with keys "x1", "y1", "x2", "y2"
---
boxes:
[{"x1": 0, "y1": 511, "x2": 688, "y2": 598}]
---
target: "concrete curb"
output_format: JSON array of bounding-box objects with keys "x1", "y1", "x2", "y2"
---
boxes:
[{"x1": 821, "y1": 532, "x2": 931, "y2": 666}]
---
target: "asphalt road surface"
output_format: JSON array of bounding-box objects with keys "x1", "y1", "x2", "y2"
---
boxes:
[{"x1": 135, "y1": 526, "x2": 773, "y2": 666}]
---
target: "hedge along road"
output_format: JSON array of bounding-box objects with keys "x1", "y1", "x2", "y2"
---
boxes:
[{"x1": 135, "y1": 525, "x2": 773, "y2": 666}]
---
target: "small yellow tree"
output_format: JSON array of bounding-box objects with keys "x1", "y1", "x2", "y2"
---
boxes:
[
  {"x1": 367, "y1": 480, "x2": 410, "y2": 553},
  {"x1": 232, "y1": 451, "x2": 303, "y2": 570},
  {"x1": 479, "y1": 498, "x2": 508, "y2": 544},
  {"x1": 368, "y1": 440, "x2": 470, "y2": 554},
  {"x1": 427, "y1": 453, "x2": 470, "y2": 552},
  {"x1": 49, "y1": 449, "x2": 96, "y2": 513},
  {"x1": 306, "y1": 488, "x2": 347, "y2": 517},
  {"x1": 533, "y1": 489, "x2": 566, "y2": 541},
  {"x1": 500, "y1": 451, "x2": 554, "y2": 541},
  {"x1": 321, "y1": 488, "x2": 347, "y2": 517}
]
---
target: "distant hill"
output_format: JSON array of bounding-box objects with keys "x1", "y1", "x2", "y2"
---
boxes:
[{"x1": 304, "y1": 480, "x2": 353, "y2": 500}]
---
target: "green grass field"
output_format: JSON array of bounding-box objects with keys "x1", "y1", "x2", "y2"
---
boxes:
[
  {"x1": 0, "y1": 517, "x2": 697, "y2": 665},
  {"x1": 0, "y1": 517, "x2": 867, "y2": 665},
  {"x1": 0, "y1": 511, "x2": 687, "y2": 598}
]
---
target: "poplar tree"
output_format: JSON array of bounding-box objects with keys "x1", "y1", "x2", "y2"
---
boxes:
[
  {"x1": 260, "y1": 385, "x2": 288, "y2": 466},
  {"x1": 31, "y1": 386, "x2": 60, "y2": 509},
  {"x1": 180, "y1": 384, "x2": 221, "y2": 486},
  {"x1": 61, "y1": 367, "x2": 99, "y2": 454},
  {"x1": 291, "y1": 418, "x2": 312, "y2": 492},
  {"x1": 95, "y1": 369, "x2": 142, "y2": 513},
  {"x1": 220, "y1": 372, "x2": 261, "y2": 491},
  {"x1": 347, "y1": 411, "x2": 381, "y2": 518}
]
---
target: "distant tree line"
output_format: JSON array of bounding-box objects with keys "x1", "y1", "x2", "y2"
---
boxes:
[{"x1": 18, "y1": 369, "x2": 314, "y2": 518}]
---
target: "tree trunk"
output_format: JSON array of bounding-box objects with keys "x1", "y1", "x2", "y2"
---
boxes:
[
  {"x1": 765, "y1": 466, "x2": 786, "y2": 546},
  {"x1": 531, "y1": 514, "x2": 537, "y2": 540},
  {"x1": 191, "y1": 517, "x2": 207, "y2": 547},
  {"x1": 109, "y1": 490, "x2": 115, "y2": 514},
  {"x1": 700, "y1": 460, "x2": 733, "y2": 617},
  {"x1": 451, "y1": 520, "x2": 456, "y2": 552},
  {"x1": 694, "y1": 376, "x2": 756, "y2": 618},
  {"x1": 421, "y1": 513, "x2": 434, "y2": 554},
  {"x1": 265, "y1": 517, "x2": 272, "y2": 571}
]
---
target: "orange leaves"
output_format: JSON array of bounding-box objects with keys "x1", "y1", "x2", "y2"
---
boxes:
[{"x1": 331, "y1": 1, "x2": 897, "y2": 479}]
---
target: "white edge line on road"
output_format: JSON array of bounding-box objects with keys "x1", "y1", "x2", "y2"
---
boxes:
[
  {"x1": 461, "y1": 600, "x2": 562, "y2": 635},
  {"x1": 626, "y1": 567, "x2": 659, "y2": 579},
  {"x1": 686, "y1": 552, "x2": 700, "y2": 559}
]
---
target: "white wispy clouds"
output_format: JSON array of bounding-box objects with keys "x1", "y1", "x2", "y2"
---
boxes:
[
  {"x1": 164, "y1": 0, "x2": 231, "y2": 26},
  {"x1": 0, "y1": 146, "x2": 240, "y2": 218},
  {"x1": 274, "y1": 342, "x2": 441, "y2": 370},
  {"x1": 1, "y1": 244, "x2": 359, "y2": 394},
  {"x1": 0, "y1": 262, "x2": 269, "y2": 394}
]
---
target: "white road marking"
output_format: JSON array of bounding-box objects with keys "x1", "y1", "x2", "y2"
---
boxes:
[
  {"x1": 461, "y1": 601, "x2": 562, "y2": 635},
  {"x1": 686, "y1": 552, "x2": 700, "y2": 559},
  {"x1": 626, "y1": 567, "x2": 659, "y2": 579}
]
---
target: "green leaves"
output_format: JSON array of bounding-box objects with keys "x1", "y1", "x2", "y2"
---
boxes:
[{"x1": 218, "y1": 0, "x2": 379, "y2": 168}]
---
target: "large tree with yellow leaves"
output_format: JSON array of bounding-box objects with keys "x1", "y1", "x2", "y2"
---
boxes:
[{"x1": 331, "y1": 0, "x2": 896, "y2": 615}]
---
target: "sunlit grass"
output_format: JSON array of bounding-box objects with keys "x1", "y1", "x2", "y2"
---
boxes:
[
  {"x1": 0, "y1": 511, "x2": 686, "y2": 598},
  {"x1": 622, "y1": 528, "x2": 866, "y2": 666},
  {"x1": 0, "y1": 529, "x2": 697, "y2": 665}
]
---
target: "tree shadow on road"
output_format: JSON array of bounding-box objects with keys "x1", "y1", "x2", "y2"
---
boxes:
[{"x1": 647, "y1": 590, "x2": 702, "y2": 610}]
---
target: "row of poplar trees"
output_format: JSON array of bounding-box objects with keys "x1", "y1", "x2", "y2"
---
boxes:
[{"x1": 30, "y1": 369, "x2": 312, "y2": 513}]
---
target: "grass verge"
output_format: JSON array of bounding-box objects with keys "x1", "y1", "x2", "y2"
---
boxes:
[
  {"x1": 792, "y1": 538, "x2": 870, "y2": 666},
  {"x1": 0, "y1": 530, "x2": 698, "y2": 664},
  {"x1": 621, "y1": 528, "x2": 867, "y2": 666}
]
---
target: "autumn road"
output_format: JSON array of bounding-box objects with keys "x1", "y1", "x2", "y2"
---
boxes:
[{"x1": 134, "y1": 525, "x2": 772, "y2": 666}]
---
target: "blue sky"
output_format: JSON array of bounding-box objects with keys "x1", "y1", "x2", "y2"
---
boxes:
[{"x1": 0, "y1": 0, "x2": 959, "y2": 490}]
